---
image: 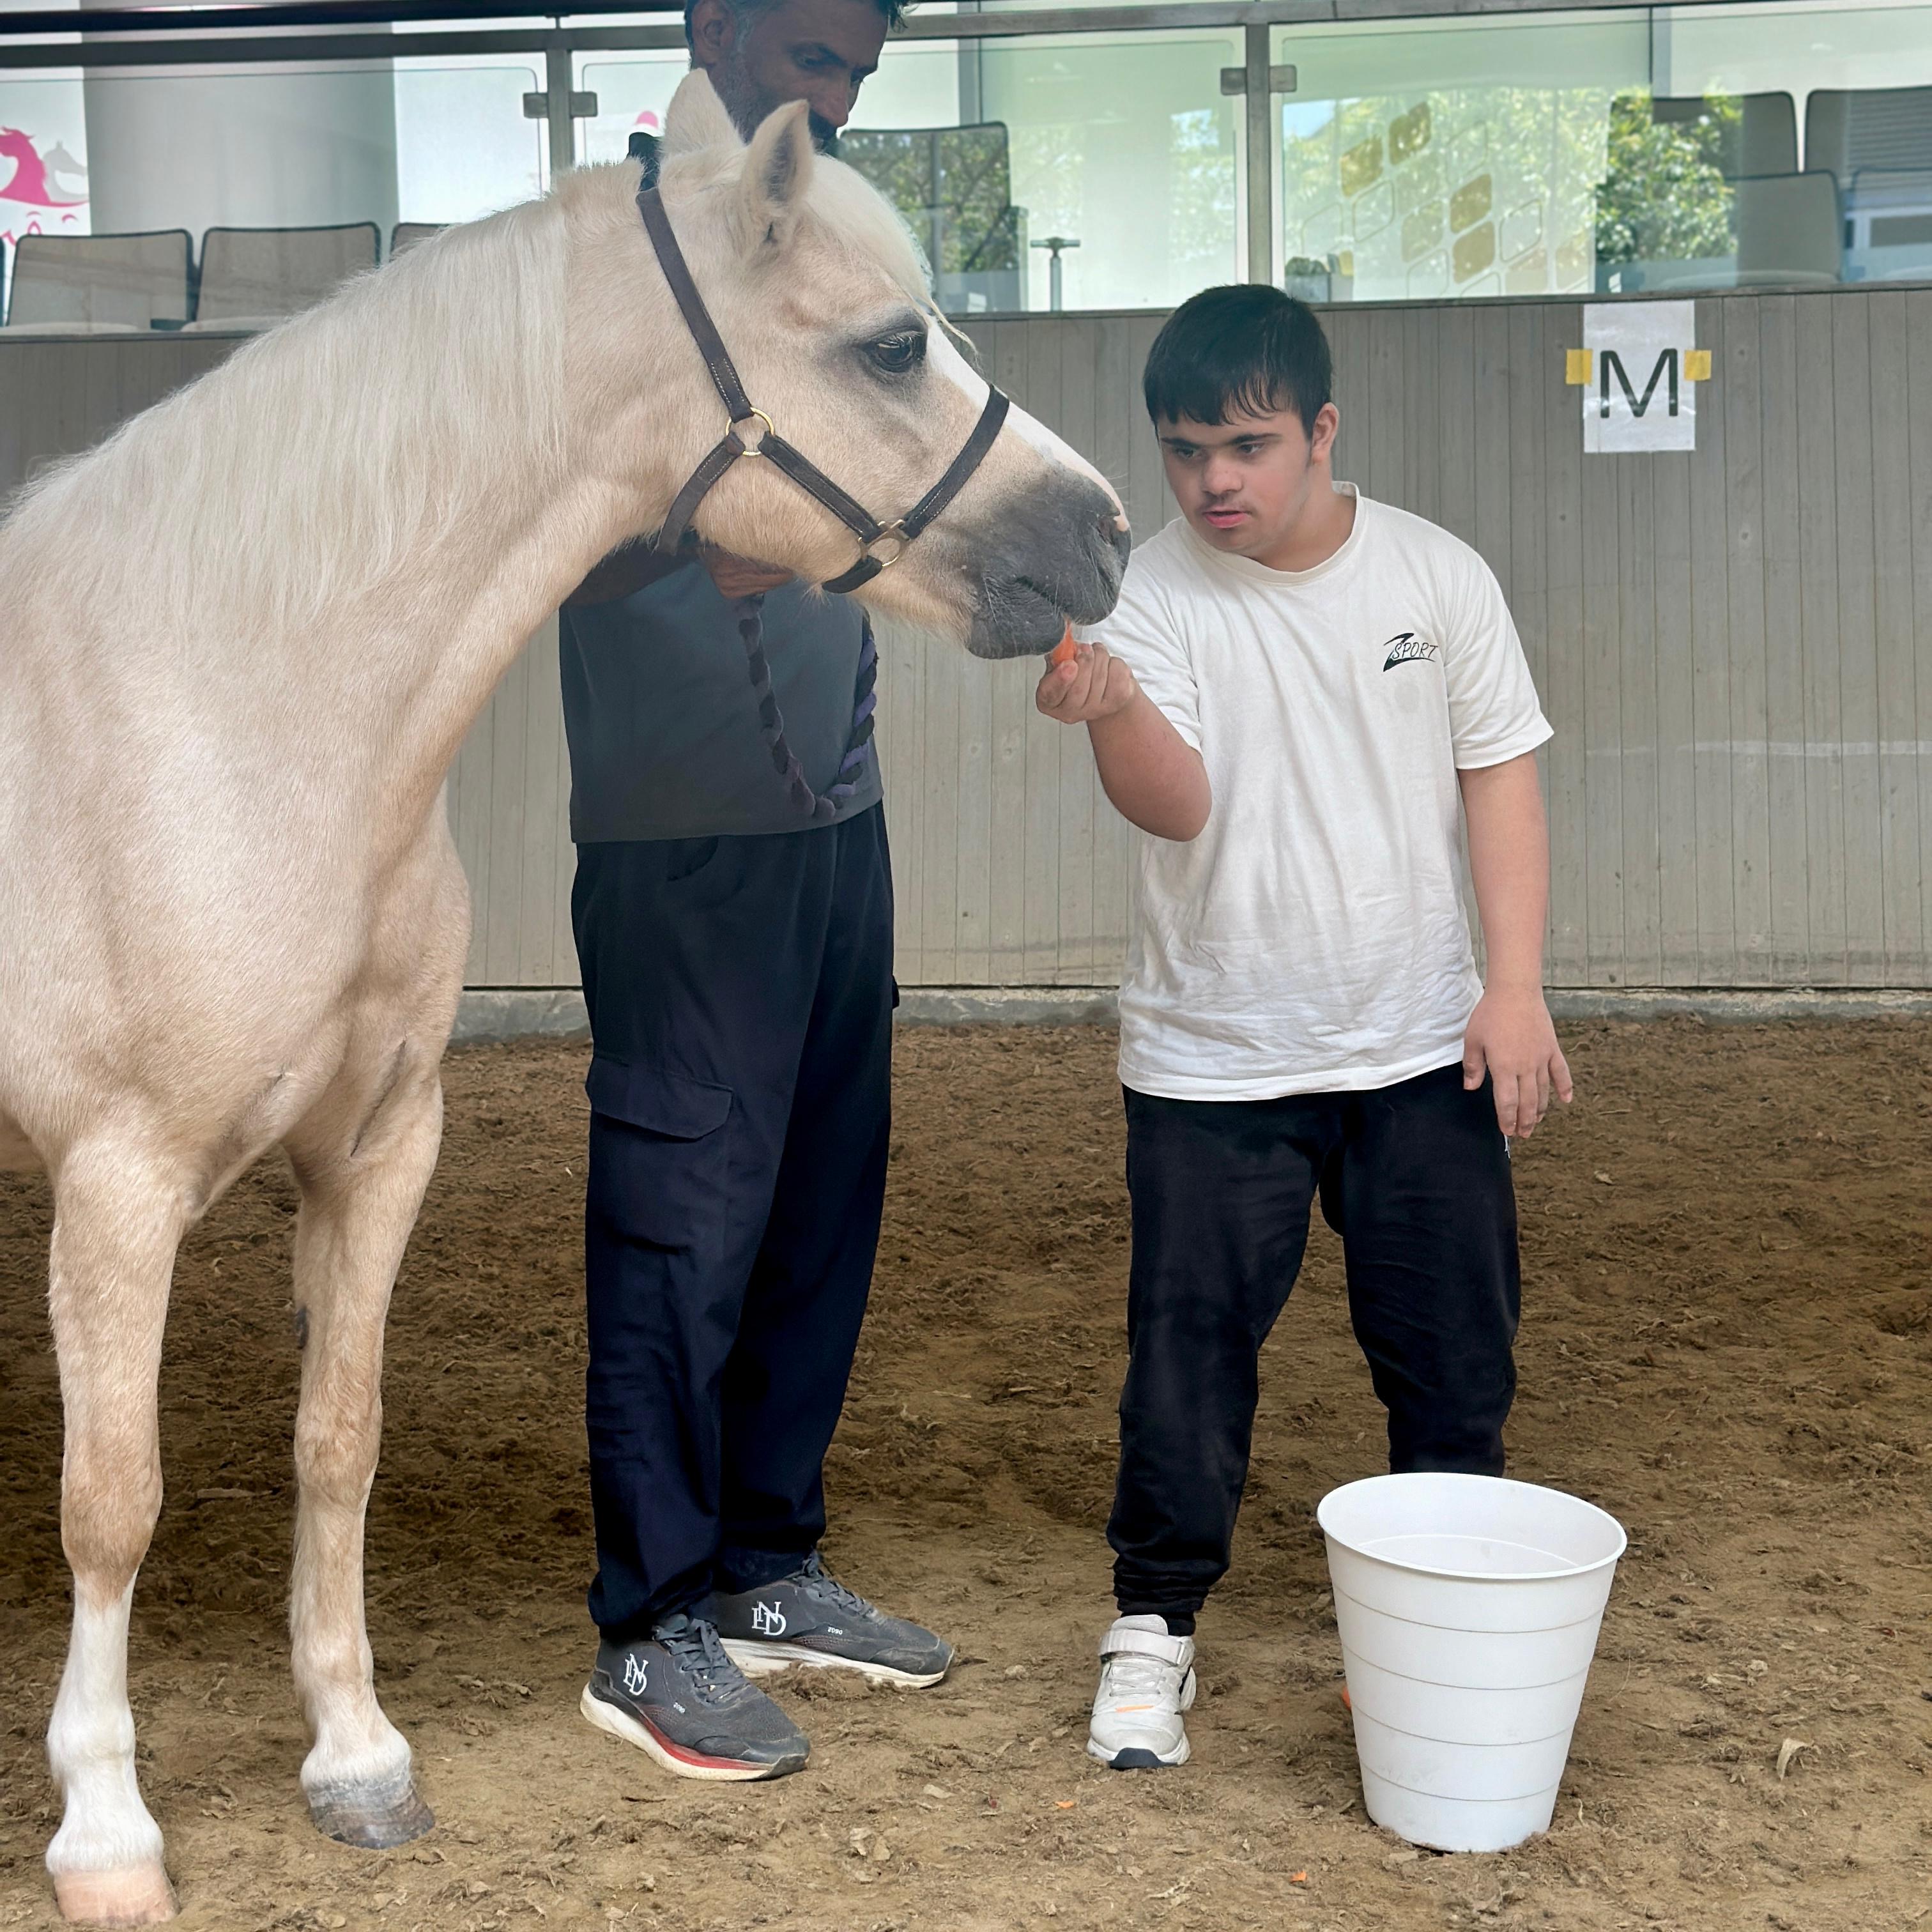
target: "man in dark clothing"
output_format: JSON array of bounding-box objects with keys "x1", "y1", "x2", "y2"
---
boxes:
[{"x1": 571, "y1": 0, "x2": 950, "y2": 1787}]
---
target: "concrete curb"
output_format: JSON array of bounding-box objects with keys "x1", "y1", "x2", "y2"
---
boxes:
[
  {"x1": 1545, "y1": 988, "x2": 1932, "y2": 1022},
  {"x1": 451, "y1": 983, "x2": 1932, "y2": 1043},
  {"x1": 450, "y1": 989, "x2": 590, "y2": 1043}
]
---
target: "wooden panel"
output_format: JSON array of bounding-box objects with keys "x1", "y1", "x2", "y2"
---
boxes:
[
  {"x1": 1830, "y1": 295, "x2": 1884, "y2": 983},
  {"x1": 1796, "y1": 296, "x2": 1849, "y2": 982},
  {"x1": 1911, "y1": 292, "x2": 1932, "y2": 981},
  {"x1": 1578, "y1": 330, "x2": 1626, "y2": 985},
  {"x1": 1653, "y1": 438, "x2": 1698, "y2": 983},
  {"x1": 1680, "y1": 298, "x2": 1728, "y2": 983},
  {"x1": 1617, "y1": 445, "x2": 1663, "y2": 985},
  {"x1": 1538, "y1": 302, "x2": 1590, "y2": 984},
  {"x1": 1719, "y1": 296, "x2": 1772, "y2": 982},
  {"x1": 1506, "y1": 304, "x2": 1561, "y2": 971},
  {"x1": 1756, "y1": 296, "x2": 1812, "y2": 982},
  {"x1": 1868, "y1": 291, "x2": 1922, "y2": 985}
]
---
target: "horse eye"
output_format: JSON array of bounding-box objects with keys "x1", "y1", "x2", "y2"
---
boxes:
[{"x1": 868, "y1": 330, "x2": 924, "y2": 375}]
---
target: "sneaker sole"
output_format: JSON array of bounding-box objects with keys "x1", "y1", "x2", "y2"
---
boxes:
[
  {"x1": 719, "y1": 1637, "x2": 951, "y2": 1689},
  {"x1": 579, "y1": 1685, "x2": 806, "y2": 1782},
  {"x1": 1086, "y1": 1735, "x2": 1192, "y2": 1770}
]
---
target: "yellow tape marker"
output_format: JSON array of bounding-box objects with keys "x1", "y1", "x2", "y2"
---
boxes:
[
  {"x1": 1565, "y1": 348, "x2": 1593, "y2": 385},
  {"x1": 1683, "y1": 348, "x2": 1712, "y2": 382}
]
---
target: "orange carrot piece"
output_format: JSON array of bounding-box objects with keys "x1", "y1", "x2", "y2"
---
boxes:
[{"x1": 1048, "y1": 624, "x2": 1078, "y2": 668}]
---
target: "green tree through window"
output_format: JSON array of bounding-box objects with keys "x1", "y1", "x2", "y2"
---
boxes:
[{"x1": 1595, "y1": 91, "x2": 1738, "y2": 266}]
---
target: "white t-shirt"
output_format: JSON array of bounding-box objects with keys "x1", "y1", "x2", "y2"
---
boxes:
[{"x1": 1091, "y1": 487, "x2": 1551, "y2": 1102}]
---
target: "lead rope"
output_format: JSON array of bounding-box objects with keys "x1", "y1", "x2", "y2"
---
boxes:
[{"x1": 730, "y1": 593, "x2": 877, "y2": 825}]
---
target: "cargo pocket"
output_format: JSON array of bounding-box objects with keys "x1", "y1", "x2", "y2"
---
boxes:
[{"x1": 584, "y1": 1054, "x2": 734, "y2": 1255}]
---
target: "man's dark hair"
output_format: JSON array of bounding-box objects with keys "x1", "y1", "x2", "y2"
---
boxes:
[
  {"x1": 684, "y1": 0, "x2": 908, "y2": 52},
  {"x1": 1142, "y1": 284, "x2": 1333, "y2": 431}
]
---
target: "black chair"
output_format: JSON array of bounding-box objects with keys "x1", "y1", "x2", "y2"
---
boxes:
[
  {"x1": 187, "y1": 222, "x2": 380, "y2": 328},
  {"x1": 1805, "y1": 86, "x2": 1932, "y2": 194},
  {"x1": 6, "y1": 229, "x2": 192, "y2": 330},
  {"x1": 1732, "y1": 171, "x2": 1842, "y2": 286},
  {"x1": 390, "y1": 222, "x2": 447, "y2": 259}
]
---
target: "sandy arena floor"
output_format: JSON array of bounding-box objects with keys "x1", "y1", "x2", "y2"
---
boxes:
[{"x1": 3, "y1": 1020, "x2": 1929, "y2": 1932}]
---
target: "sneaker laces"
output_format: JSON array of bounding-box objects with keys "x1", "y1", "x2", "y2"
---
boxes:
[
  {"x1": 1101, "y1": 1649, "x2": 1182, "y2": 1705},
  {"x1": 653, "y1": 1614, "x2": 744, "y2": 1703},
  {"x1": 795, "y1": 1551, "x2": 880, "y2": 1623}
]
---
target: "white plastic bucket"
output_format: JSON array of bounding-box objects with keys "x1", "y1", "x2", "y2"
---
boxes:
[{"x1": 1317, "y1": 1472, "x2": 1627, "y2": 1854}]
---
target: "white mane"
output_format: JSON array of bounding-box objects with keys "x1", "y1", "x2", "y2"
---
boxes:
[{"x1": 1, "y1": 194, "x2": 568, "y2": 635}]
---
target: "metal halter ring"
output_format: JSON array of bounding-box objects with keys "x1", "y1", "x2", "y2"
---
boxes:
[
  {"x1": 858, "y1": 522, "x2": 909, "y2": 571},
  {"x1": 731, "y1": 408, "x2": 776, "y2": 454}
]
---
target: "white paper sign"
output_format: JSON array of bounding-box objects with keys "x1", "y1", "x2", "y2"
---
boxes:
[{"x1": 1582, "y1": 301, "x2": 1696, "y2": 454}]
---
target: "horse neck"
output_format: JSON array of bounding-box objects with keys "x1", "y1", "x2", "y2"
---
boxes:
[
  {"x1": 368, "y1": 476, "x2": 630, "y2": 814},
  {"x1": 108, "y1": 220, "x2": 657, "y2": 833}
]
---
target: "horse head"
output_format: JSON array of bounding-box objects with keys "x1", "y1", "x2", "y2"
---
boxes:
[{"x1": 565, "y1": 72, "x2": 1128, "y2": 658}]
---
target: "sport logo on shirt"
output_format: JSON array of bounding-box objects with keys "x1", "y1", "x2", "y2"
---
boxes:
[{"x1": 1382, "y1": 632, "x2": 1441, "y2": 671}]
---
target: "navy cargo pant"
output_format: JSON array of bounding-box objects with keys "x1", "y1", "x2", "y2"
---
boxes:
[{"x1": 573, "y1": 804, "x2": 893, "y2": 1644}]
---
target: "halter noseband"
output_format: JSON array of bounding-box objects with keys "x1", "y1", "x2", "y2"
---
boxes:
[{"x1": 634, "y1": 148, "x2": 1009, "y2": 595}]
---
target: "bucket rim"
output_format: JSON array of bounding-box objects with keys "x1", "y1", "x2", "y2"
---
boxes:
[{"x1": 1317, "y1": 1472, "x2": 1628, "y2": 1582}]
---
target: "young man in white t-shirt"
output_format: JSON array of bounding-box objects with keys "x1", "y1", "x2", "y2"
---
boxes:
[{"x1": 1036, "y1": 285, "x2": 1573, "y2": 1772}]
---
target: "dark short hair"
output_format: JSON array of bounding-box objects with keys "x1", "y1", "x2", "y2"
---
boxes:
[
  {"x1": 684, "y1": 0, "x2": 908, "y2": 52},
  {"x1": 1142, "y1": 284, "x2": 1333, "y2": 431}
]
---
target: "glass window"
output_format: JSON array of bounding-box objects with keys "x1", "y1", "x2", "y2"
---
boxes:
[
  {"x1": 0, "y1": 47, "x2": 544, "y2": 327},
  {"x1": 587, "y1": 27, "x2": 1241, "y2": 315},
  {"x1": 850, "y1": 29, "x2": 1243, "y2": 314},
  {"x1": 1272, "y1": 0, "x2": 1932, "y2": 303},
  {"x1": 579, "y1": 50, "x2": 691, "y2": 160}
]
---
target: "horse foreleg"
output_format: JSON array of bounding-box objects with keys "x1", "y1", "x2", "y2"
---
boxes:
[
  {"x1": 286, "y1": 1062, "x2": 443, "y2": 1850},
  {"x1": 45, "y1": 1149, "x2": 186, "y2": 1927}
]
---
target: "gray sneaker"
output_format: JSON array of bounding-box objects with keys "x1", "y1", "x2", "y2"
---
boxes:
[
  {"x1": 580, "y1": 1613, "x2": 809, "y2": 1782},
  {"x1": 709, "y1": 1552, "x2": 954, "y2": 1688}
]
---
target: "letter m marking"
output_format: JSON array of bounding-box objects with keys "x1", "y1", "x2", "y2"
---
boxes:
[{"x1": 1600, "y1": 348, "x2": 1680, "y2": 420}]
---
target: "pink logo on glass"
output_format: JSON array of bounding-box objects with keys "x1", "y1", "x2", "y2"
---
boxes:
[{"x1": 0, "y1": 126, "x2": 88, "y2": 250}]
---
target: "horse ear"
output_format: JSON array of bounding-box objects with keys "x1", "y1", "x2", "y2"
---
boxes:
[
  {"x1": 739, "y1": 102, "x2": 813, "y2": 254},
  {"x1": 663, "y1": 70, "x2": 742, "y2": 154}
]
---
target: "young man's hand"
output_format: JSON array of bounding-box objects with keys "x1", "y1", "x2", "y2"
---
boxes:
[
  {"x1": 1462, "y1": 988, "x2": 1573, "y2": 1139},
  {"x1": 702, "y1": 547, "x2": 793, "y2": 601},
  {"x1": 1034, "y1": 638, "x2": 1211, "y2": 841},
  {"x1": 1035, "y1": 640, "x2": 1140, "y2": 723}
]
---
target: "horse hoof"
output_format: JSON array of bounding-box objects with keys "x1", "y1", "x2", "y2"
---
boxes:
[
  {"x1": 309, "y1": 1775, "x2": 436, "y2": 1850},
  {"x1": 53, "y1": 1862, "x2": 178, "y2": 1926}
]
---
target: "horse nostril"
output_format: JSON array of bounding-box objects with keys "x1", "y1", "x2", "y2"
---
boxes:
[{"x1": 1105, "y1": 513, "x2": 1132, "y2": 572}]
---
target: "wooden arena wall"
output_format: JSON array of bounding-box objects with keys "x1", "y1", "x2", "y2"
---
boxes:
[{"x1": 4, "y1": 286, "x2": 1928, "y2": 988}]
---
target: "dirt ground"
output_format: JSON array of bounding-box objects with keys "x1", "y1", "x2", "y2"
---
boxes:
[{"x1": 3, "y1": 1020, "x2": 1929, "y2": 1932}]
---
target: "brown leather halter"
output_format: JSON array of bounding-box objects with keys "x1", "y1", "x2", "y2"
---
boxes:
[{"x1": 635, "y1": 161, "x2": 1010, "y2": 595}]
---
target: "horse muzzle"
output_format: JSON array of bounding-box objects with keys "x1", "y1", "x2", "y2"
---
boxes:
[{"x1": 965, "y1": 486, "x2": 1131, "y2": 661}]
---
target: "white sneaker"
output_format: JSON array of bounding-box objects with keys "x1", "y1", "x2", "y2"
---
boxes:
[{"x1": 1087, "y1": 1614, "x2": 1197, "y2": 1770}]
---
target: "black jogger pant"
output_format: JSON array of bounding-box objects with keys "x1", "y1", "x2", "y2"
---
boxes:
[
  {"x1": 1110, "y1": 1062, "x2": 1521, "y2": 1624},
  {"x1": 574, "y1": 806, "x2": 893, "y2": 1644}
]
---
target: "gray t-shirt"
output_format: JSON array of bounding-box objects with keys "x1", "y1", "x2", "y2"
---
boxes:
[{"x1": 560, "y1": 560, "x2": 882, "y2": 842}]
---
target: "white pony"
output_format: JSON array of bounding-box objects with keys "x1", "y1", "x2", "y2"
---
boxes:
[{"x1": 0, "y1": 73, "x2": 1126, "y2": 1927}]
